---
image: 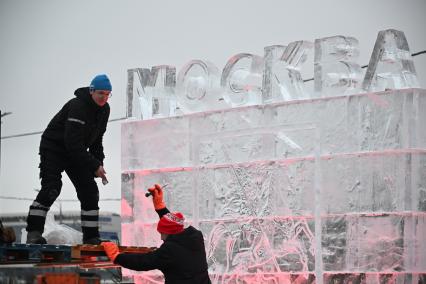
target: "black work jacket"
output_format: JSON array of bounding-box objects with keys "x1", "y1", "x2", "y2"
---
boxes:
[
  {"x1": 40, "y1": 87, "x2": 110, "y2": 173},
  {"x1": 115, "y1": 209, "x2": 211, "y2": 284}
]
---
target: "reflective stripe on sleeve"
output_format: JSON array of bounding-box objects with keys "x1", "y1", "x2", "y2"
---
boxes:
[{"x1": 68, "y1": 118, "x2": 86, "y2": 125}]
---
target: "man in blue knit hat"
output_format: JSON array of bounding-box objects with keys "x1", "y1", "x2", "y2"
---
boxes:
[{"x1": 26, "y1": 74, "x2": 112, "y2": 245}]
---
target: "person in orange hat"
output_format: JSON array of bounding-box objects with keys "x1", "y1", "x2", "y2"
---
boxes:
[{"x1": 102, "y1": 184, "x2": 211, "y2": 284}]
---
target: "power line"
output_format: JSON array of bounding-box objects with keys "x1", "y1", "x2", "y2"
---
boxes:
[
  {"x1": 1, "y1": 50, "x2": 425, "y2": 140},
  {"x1": 1, "y1": 112, "x2": 12, "y2": 119},
  {"x1": 0, "y1": 195, "x2": 120, "y2": 201},
  {"x1": 303, "y1": 50, "x2": 425, "y2": 82},
  {"x1": 1, "y1": 130, "x2": 44, "y2": 139},
  {"x1": 412, "y1": 50, "x2": 426, "y2": 57},
  {"x1": 0, "y1": 116, "x2": 127, "y2": 140},
  {"x1": 107, "y1": 116, "x2": 128, "y2": 123}
]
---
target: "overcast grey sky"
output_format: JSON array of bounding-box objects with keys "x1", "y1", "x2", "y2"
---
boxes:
[{"x1": 1, "y1": 0, "x2": 425, "y2": 215}]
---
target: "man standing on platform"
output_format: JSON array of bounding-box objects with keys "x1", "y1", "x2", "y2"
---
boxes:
[{"x1": 26, "y1": 74, "x2": 112, "y2": 245}]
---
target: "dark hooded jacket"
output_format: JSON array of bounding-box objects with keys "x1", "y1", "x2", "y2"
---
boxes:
[
  {"x1": 114, "y1": 209, "x2": 211, "y2": 284},
  {"x1": 39, "y1": 87, "x2": 110, "y2": 173}
]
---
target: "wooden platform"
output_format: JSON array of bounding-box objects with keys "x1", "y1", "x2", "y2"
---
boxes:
[{"x1": 0, "y1": 243, "x2": 156, "y2": 267}]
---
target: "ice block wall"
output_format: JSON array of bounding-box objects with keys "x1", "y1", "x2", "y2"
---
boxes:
[{"x1": 121, "y1": 88, "x2": 426, "y2": 283}]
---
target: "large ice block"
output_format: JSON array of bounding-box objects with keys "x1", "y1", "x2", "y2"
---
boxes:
[
  {"x1": 122, "y1": 88, "x2": 426, "y2": 171},
  {"x1": 323, "y1": 213, "x2": 405, "y2": 272},
  {"x1": 197, "y1": 159, "x2": 316, "y2": 219},
  {"x1": 323, "y1": 273, "x2": 426, "y2": 283},
  {"x1": 123, "y1": 124, "x2": 319, "y2": 224},
  {"x1": 202, "y1": 217, "x2": 316, "y2": 274},
  {"x1": 125, "y1": 157, "x2": 317, "y2": 224},
  {"x1": 133, "y1": 273, "x2": 316, "y2": 284},
  {"x1": 322, "y1": 212, "x2": 426, "y2": 272},
  {"x1": 321, "y1": 151, "x2": 426, "y2": 214},
  {"x1": 122, "y1": 116, "x2": 191, "y2": 170},
  {"x1": 121, "y1": 88, "x2": 426, "y2": 283}
]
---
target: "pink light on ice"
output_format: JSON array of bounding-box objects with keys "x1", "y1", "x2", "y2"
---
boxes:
[{"x1": 121, "y1": 198, "x2": 133, "y2": 218}]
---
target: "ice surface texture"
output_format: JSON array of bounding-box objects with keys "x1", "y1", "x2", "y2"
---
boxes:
[
  {"x1": 121, "y1": 89, "x2": 426, "y2": 283},
  {"x1": 122, "y1": 89, "x2": 426, "y2": 283}
]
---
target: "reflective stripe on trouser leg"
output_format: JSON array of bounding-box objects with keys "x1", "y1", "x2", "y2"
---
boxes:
[
  {"x1": 66, "y1": 162, "x2": 100, "y2": 239},
  {"x1": 32, "y1": 201, "x2": 50, "y2": 210},
  {"x1": 29, "y1": 209, "x2": 48, "y2": 217},
  {"x1": 28, "y1": 149, "x2": 65, "y2": 233},
  {"x1": 81, "y1": 209, "x2": 99, "y2": 216},
  {"x1": 26, "y1": 201, "x2": 50, "y2": 232},
  {"x1": 81, "y1": 210, "x2": 100, "y2": 239}
]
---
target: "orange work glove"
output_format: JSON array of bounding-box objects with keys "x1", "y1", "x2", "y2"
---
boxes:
[
  {"x1": 148, "y1": 184, "x2": 166, "y2": 210},
  {"x1": 101, "y1": 242, "x2": 120, "y2": 262}
]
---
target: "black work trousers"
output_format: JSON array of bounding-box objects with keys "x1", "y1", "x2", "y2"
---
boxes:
[{"x1": 26, "y1": 150, "x2": 100, "y2": 239}]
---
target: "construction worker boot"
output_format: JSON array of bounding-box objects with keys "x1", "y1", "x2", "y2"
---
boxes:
[
  {"x1": 0, "y1": 225, "x2": 16, "y2": 244},
  {"x1": 26, "y1": 231, "x2": 47, "y2": 244}
]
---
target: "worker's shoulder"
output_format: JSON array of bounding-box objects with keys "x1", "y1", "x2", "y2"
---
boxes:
[
  {"x1": 186, "y1": 226, "x2": 203, "y2": 236},
  {"x1": 60, "y1": 102, "x2": 88, "y2": 124},
  {"x1": 153, "y1": 241, "x2": 176, "y2": 255},
  {"x1": 66, "y1": 97, "x2": 91, "y2": 114},
  {"x1": 67, "y1": 96, "x2": 86, "y2": 107}
]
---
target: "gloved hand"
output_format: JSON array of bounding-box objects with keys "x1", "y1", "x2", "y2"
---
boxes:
[
  {"x1": 101, "y1": 242, "x2": 120, "y2": 262},
  {"x1": 95, "y1": 165, "x2": 107, "y2": 179},
  {"x1": 148, "y1": 184, "x2": 166, "y2": 210}
]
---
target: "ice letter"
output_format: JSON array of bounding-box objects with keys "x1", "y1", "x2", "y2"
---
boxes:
[
  {"x1": 314, "y1": 36, "x2": 362, "y2": 97},
  {"x1": 263, "y1": 41, "x2": 313, "y2": 103},
  {"x1": 362, "y1": 29, "x2": 419, "y2": 92},
  {"x1": 221, "y1": 53, "x2": 264, "y2": 107},
  {"x1": 126, "y1": 66, "x2": 176, "y2": 120},
  {"x1": 176, "y1": 60, "x2": 221, "y2": 113}
]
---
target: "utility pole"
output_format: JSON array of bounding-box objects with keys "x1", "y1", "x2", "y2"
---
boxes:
[
  {"x1": 0, "y1": 110, "x2": 13, "y2": 232},
  {"x1": 0, "y1": 110, "x2": 13, "y2": 174},
  {"x1": 58, "y1": 200, "x2": 63, "y2": 224}
]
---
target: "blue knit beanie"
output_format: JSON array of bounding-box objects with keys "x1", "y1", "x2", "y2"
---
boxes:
[{"x1": 90, "y1": 74, "x2": 112, "y2": 91}]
